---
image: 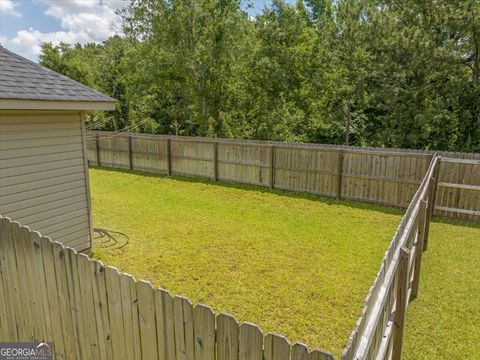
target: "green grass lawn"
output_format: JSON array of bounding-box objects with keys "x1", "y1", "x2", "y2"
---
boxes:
[
  {"x1": 89, "y1": 167, "x2": 405, "y2": 356},
  {"x1": 403, "y1": 218, "x2": 480, "y2": 360}
]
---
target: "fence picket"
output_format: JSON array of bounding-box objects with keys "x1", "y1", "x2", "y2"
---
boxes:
[
  {"x1": 411, "y1": 199, "x2": 427, "y2": 299},
  {"x1": 52, "y1": 241, "x2": 76, "y2": 359},
  {"x1": 65, "y1": 247, "x2": 86, "y2": 358},
  {"x1": 3, "y1": 219, "x2": 21, "y2": 341},
  {"x1": 216, "y1": 313, "x2": 239, "y2": 360},
  {"x1": 264, "y1": 333, "x2": 290, "y2": 360},
  {"x1": 155, "y1": 288, "x2": 176, "y2": 360},
  {"x1": 22, "y1": 230, "x2": 46, "y2": 342},
  {"x1": 308, "y1": 349, "x2": 335, "y2": 360},
  {"x1": 238, "y1": 323, "x2": 263, "y2": 360},
  {"x1": 291, "y1": 343, "x2": 309, "y2": 360},
  {"x1": 0, "y1": 218, "x2": 14, "y2": 340},
  {"x1": 173, "y1": 296, "x2": 195, "y2": 360},
  {"x1": 77, "y1": 254, "x2": 101, "y2": 359},
  {"x1": 40, "y1": 234, "x2": 66, "y2": 358},
  {"x1": 90, "y1": 260, "x2": 113, "y2": 360},
  {"x1": 120, "y1": 274, "x2": 141, "y2": 360},
  {"x1": 392, "y1": 247, "x2": 411, "y2": 360},
  {"x1": 9, "y1": 222, "x2": 30, "y2": 342},
  {"x1": 194, "y1": 304, "x2": 216, "y2": 360},
  {"x1": 130, "y1": 275, "x2": 143, "y2": 360},
  {"x1": 105, "y1": 266, "x2": 127, "y2": 359},
  {"x1": 136, "y1": 280, "x2": 159, "y2": 360},
  {"x1": 14, "y1": 225, "x2": 35, "y2": 341}
]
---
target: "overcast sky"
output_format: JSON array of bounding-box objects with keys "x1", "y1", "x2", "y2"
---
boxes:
[{"x1": 0, "y1": 0, "x2": 277, "y2": 62}]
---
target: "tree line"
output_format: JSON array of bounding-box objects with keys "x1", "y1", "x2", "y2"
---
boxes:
[{"x1": 39, "y1": 0, "x2": 480, "y2": 152}]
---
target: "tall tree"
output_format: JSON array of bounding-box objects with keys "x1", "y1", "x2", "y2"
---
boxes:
[
  {"x1": 38, "y1": 0, "x2": 480, "y2": 152},
  {"x1": 365, "y1": 0, "x2": 480, "y2": 150},
  {"x1": 120, "y1": 0, "x2": 254, "y2": 137},
  {"x1": 247, "y1": 0, "x2": 318, "y2": 142}
]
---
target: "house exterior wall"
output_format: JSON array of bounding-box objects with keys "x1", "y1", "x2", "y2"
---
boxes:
[{"x1": 0, "y1": 110, "x2": 92, "y2": 251}]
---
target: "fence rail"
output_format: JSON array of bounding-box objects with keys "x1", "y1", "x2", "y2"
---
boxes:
[
  {"x1": 86, "y1": 132, "x2": 480, "y2": 222},
  {"x1": 0, "y1": 216, "x2": 335, "y2": 360}
]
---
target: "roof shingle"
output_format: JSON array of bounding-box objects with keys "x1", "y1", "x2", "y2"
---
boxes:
[{"x1": 0, "y1": 46, "x2": 116, "y2": 103}]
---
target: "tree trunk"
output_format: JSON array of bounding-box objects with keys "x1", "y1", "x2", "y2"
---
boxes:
[{"x1": 344, "y1": 101, "x2": 352, "y2": 146}]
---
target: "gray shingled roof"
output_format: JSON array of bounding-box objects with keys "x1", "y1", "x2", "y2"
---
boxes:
[{"x1": 0, "y1": 46, "x2": 115, "y2": 103}]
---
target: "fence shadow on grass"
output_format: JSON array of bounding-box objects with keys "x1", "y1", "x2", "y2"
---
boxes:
[
  {"x1": 429, "y1": 215, "x2": 480, "y2": 230},
  {"x1": 89, "y1": 165, "x2": 406, "y2": 218}
]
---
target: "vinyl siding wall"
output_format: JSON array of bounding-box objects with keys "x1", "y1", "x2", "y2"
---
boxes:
[{"x1": 0, "y1": 110, "x2": 91, "y2": 251}]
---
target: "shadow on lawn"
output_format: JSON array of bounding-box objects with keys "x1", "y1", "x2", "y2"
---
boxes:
[
  {"x1": 90, "y1": 165, "x2": 407, "y2": 217},
  {"x1": 90, "y1": 166, "x2": 480, "y2": 229},
  {"x1": 430, "y1": 215, "x2": 480, "y2": 230}
]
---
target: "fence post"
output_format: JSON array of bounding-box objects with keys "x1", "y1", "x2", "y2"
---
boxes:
[
  {"x1": 411, "y1": 199, "x2": 427, "y2": 299},
  {"x1": 424, "y1": 157, "x2": 440, "y2": 251},
  {"x1": 128, "y1": 134, "x2": 133, "y2": 170},
  {"x1": 166, "y1": 138, "x2": 172, "y2": 176},
  {"x1": 213, "y1": 141, "x2": 218, "y2": 182},
  {"x1": 392, "y1": 246, "x2": 410, "y2": 360},
  {"x1": 95, "y1": 134, "x2": 101, "y2": 166},
  {"x1": 431, "y1": 157, "x2": 441, "y2": 217},
  {"x1": 269, "y1": 145, "x2": 275, "y2": 190},
  {"x1": 336, "y1": 150, "x2": 344, "y2": 200}
]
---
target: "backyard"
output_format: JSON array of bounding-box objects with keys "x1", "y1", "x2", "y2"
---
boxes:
[{"x1": 89, "y1": 167, "x2": 480, "y2": 358}]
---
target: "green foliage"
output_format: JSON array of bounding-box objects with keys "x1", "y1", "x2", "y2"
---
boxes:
[
  {"x1": 39, "y1": 0, "x2": 480, "y2": 152},
  {"x1": 89, "y1": 167, "x2": 403, "y2": 356}
]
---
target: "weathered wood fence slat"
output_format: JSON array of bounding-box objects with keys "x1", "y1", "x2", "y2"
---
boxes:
[
  {"x1": 87, "y1": 132, "x2": 480, "y2": 222},
  {"x1": 0, "y1": 216, "x2": 335, "y2": 360}
]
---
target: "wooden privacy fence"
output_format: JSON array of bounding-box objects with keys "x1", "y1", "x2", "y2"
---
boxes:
[
  {"x1": 0, "y1": 216, "x2": 335, "y2": 360},
  {"x1": 341, "y1": 156, "x2": 440, "y2": 360},
  {"x1": 86, "y1": 132, "x2": 480, "y2": 222}
]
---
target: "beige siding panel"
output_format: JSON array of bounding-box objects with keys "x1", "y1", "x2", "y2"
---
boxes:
[
  {"x1": 0, "y1": 171, "x2": 85, "y2": 196},
  {"x1": 1, "y1": 186, "x2": 86, "y2": 213},
  {"x1": 0, "y1": 111, "x2": 91, "y2": 250},
  {"x1": 66, "y1": 235, "x2": 91, "y2": 252},
  {"x1": 0, "y1": 142, "x2": 83, "y2": 161},
  {"x1": 1, "y1": 180, "x2": 86, "y2": 205},
  {"x1": 0, "y1": 165, "x2": 85, "y2": 187},
  {"x1": 0, "y1": 136, "x2": 82, "y2": 151},
  {"x1": 56, "y1": 228, "x2": 90, "y2": 246},
  {"x1": 0, "y1": 128, "x2": 80, "y2": 141},
  {"x1": 0, "y1": 150, "x2": 83, "y2": 168},
  {"x1": 28, "y1": 207, "x2": 89, "y2": 230},
  {"x1": 0, "y1": 111, "x2": 82, "y2": 121},
  {"x1": 0, "y1": 157, "x2": 84, "y2": 178},
  {"x1": 39, "y1": 215, "x2": 89, "y2": 242},
  {"x1": 48, "y1": 220, "x2": 88, "y2": 239},
  {"x1": 21, "y1": 203, "x2": 87, "y2": 226},
  {"x1": 0, "y1": 122, "x2": 77, "y2": 132},
  {"x1": 0, "y1": 116, "x2": 81, "y2": 129},
  {"x1": 6, "y1": 194, "x2": 87, "y2": 219}
]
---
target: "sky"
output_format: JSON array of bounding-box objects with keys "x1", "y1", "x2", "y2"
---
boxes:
[{"x1": 0, "y1": 0, "x2": 280, "y2": 62}]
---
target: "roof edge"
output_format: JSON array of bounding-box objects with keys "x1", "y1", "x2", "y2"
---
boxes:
[
  {"x1": 0, "y1": 99, "x2": 116, "y2": 111},
  {"x1": 0, "y1": 46, "x2": 116, "y2": 103}
]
